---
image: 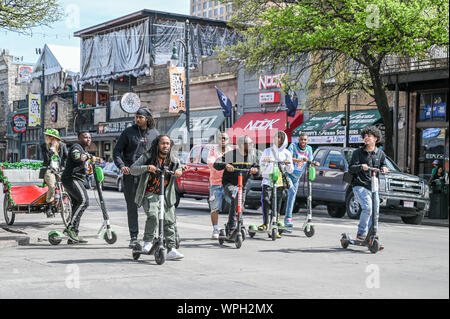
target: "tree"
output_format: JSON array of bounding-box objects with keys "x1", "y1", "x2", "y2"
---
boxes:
[
  {"x1": 220, "y1": 0, "x2": 449, "y2": 158},
  {"x1": 0, "y1": 0, "x2": 63, "y2": 33}
]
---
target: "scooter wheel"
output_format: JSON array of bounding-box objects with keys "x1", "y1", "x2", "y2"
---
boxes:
[
  {"x1": 304, "y1": 225, "x2": 315, "y2": 238},
  {"x1": 340, "y1": 237, "x2": 349, "y2": 249},
  {"x1": 132, "y1": 251, "x2": 141, "y2": 261},
  {"x1": 155, "y1": 247, "x2": 166, "y2": 265},
  {"x1": 249, "y1": 232, "x2": 255, "y2": 238},
  {"x1": 235, "y1": 233, "x2": 243, "y2": 249},
  {"x1": 369, "y1": 239, "x2": 380, "y2": 254},
  {"x1": 103, "y1": 230, "x2": 117, "y2": 245},
  {"x1": 271, "y1": 229, "x2": 277, "y2": 241},
  {"x1": 241, "y1": 229, "x2": 246, "y2": 241},
  {"x1": 48, "y1": 233, "x2": 62, "y2": 246},
  {"x1": 132, "y1": 243, "x2": 142, "y2": 261}
]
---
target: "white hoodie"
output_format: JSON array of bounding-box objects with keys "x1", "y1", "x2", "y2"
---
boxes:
[{"x1": 260, "y1": 131, "x2": 294, "y2": 187}]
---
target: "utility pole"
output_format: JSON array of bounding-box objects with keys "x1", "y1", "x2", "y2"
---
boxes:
[
  {"x1": 344, "y1": 93, "x2": 350, "y2": 147},
  {"x1": 184, "y1": 19, "x2": 190, "y2": 148}
]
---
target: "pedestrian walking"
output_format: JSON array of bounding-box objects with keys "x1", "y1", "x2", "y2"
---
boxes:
[{"x1": 113, "y1": 108, "x2": 159, "y2": 247}]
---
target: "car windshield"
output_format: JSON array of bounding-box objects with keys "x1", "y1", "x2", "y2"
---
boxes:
[{"x1": 344, "y1": 149, "x2": 400, "y2": 172}]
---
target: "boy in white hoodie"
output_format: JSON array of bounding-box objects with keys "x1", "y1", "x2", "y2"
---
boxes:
[{"x1": 259, "y1": 131, "x2": 294, "y2": 233}]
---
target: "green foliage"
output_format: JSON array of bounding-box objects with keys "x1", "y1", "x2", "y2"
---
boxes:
[{"x1": 0, "y1": 0, "x2": 63, "y2": 33}]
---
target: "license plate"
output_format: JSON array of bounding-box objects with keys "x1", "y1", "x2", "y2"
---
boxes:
[{"x1": 404, "y1": 201, "x2": 414, "y2": 208}]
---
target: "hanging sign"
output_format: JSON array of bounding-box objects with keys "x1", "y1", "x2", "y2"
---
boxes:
[
  {"x1": 12, "y1": 114, "x2": 27, "y2": 133},
  {"x1": 120, "y1": 92, "x2": 141, "y2": 113},
  {"x1": 169, "y1": 65, "x2": 186, "y2": 114},
  {"x1": 28, "y1": 93, "x2": 41, "y2": 127},
  {"x1": 50, "y1": 102, "x2": 58, "y2": 122}
]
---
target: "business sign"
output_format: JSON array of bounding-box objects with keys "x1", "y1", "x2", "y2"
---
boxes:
[
  {"x1": 120, "y1": 92, "x2": 141, "y2": 113},
  {"x1": 28, "y1": 93, "x2": 41, "y2": 127},
  {"x1": 259, "y1": 92, "x2": 281, "y2": 104},
  {"x1": 18, "y1": 66, "x2": 33, "y2": 83},
  {"x1": 244, "y1": 118, "x2": 281, "y2": 130},
  {"x1": 12, "y1": 114, "x2": 27, "y2": 133},
  {"x1": 258, "y1": 73, "x2": 285, "y2": 90},
  {"x1": 50, "y1": 102, "x2": 58, "y2": 122},
  {"x1": 169, "y1": 65, "x2": 186, "y2": 114},
  {"x1": 422, "y1": 128, "x2": 441, "y2": 139}
]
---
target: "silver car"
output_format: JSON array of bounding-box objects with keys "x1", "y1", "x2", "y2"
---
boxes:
[{"x1": 102, "y1": 162, "x2": 124, "y2": 192}]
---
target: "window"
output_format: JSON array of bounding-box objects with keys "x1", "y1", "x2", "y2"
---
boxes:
[
  {"x1": 313, "y1": 149, "x2": 328, "y2": 166},
  {"x1": 208, "y1": 10, "x2": 212, "y2": 17},
  {"x1": 189, "y1": 146, "x2": 201, "y2": 164},
  {"x1": 324, "y1": 150, "x2": 345, "y2": 168},
  {"x1": 419, "y1": 92, "x2": 447, "y2": 122},
  {"x1": 200, "y1": 147, "x2": 210, "y2": 165},
  {"x1": 209, "y1": 1, "x2": 213, "y2": 8},
  {"x1": 203, "y1": 2, "x2": 207, "y2": 9},
  {"x1": 192, "y1": 6, "x2": 195, "y2": 12},
  {"x1": 197, "y1": 4, "x2": 201, "y2": 10},
  {"x1": 214, "y1": 8, "x2": 218, "y2": 16},
  {"x1": 220, "y1": 7, "x2": 224, "y2": 15}
]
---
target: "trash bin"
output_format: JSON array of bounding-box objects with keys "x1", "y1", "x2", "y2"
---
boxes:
[{"x1": 428, "y1": 181, "x2": 449, "y2": 219}]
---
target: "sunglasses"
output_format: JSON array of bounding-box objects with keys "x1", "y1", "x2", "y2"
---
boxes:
[{"x1": 221, "y1": 137, "x2": 229, "y2": 141}]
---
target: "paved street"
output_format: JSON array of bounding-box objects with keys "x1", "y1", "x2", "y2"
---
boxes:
[{"x1": 0, "y1": 189, "x2": 448, "y2": 299}]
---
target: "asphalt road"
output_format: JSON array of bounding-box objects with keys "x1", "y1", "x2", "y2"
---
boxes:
[{"x1": 0, "y1": 189, "x2": 448, "y2": 299}]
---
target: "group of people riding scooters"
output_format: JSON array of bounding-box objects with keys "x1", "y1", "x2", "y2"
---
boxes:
[{"x1": 40, "y1": 106, "x2": 388, "y2": 259}]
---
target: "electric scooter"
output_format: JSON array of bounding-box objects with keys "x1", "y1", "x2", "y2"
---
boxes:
[
  {"x1": 132, "y1": 166, "x2": 178, "y2": 265},
  {"x1": 218, "y1": 167, "x2": 251, "y2": 249},
  {"x1": 302, "y1": 160, "x2": 318, "y2": 238},
  {"x1": 248, "y1": 160, "x2": 287, "y2": 240},
  {"x1": 340, "y1": 167, "x2": 384, "y2": 253},
  {"x1": 48, "y1": 156, "x2": 117, "y2": 246}
]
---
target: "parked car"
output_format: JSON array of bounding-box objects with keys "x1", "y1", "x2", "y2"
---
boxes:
[
  {"x1": 175, "y1": 144, "x2": 261, "y2": 209},
  {"x1": 291, "y1": 146, "x2": 430, "y2": 225},
  {"x1": 101, "y1": 162, "x2": 124, "y2": 192}
]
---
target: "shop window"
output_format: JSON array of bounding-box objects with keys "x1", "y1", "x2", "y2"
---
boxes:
[
  {"x1": 417, "y1": 127, "x2": 446, "y2": 180},
  {"x1": 419, "y1": 92, "x2": 447, "y2": 122}
]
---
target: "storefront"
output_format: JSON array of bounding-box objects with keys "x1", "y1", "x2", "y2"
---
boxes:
[
  {"x1": 415, "y1": 91, "x2": 448, "y2": 180},
  {"x1": 291, "y1": 109, "x2": 384, "y2": 149},
  {"x1": 226, "y1": 110, "x2": 304, "y2": 146}
]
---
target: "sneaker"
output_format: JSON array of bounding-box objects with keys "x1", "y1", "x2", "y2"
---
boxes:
[
  {"x1": 45, "y1": 204, "x2": 53, "y2": 218},
  {"x1": 129, "y1": 238, "x2": 138, "y2": 248},
  {"x1": 257, "y1": 224, "x2": 268, "y2": 231},
  {"x1": 356, "y1": 234, "x2": 366, "y2": 241},
  {"x1": 211, "y1": 229, "x2": 220, "y2": 239},
  {"x1": 285, "y1": 219, "x2": 293, "y2": 227},
  {"x1": 142, "y1": 241, "x2": 153, "y2": 253},
  {"x1": 63, "y1": 228, "x2": 80, "y2": 242},
  {"x1": 77, "y1": 237, "x2": 88, "y2": 244},
  {"x1": 167, "y1": 248, "x2": 184, "y2": 260}
]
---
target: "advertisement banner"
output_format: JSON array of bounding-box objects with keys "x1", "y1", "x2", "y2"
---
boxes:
[
  {"x1": 28, "y1": 93, "x2": 41, "y2": 127},
  {"x1": 169, "y1": 66, "x2": 186, "y2": 114},
  {"x1": 12, "y1": 114, "x2": 27, "y2": 133}
]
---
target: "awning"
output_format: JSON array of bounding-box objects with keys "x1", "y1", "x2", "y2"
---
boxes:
[
  {"x1": 292, "y1": 109, "x2": 383, "y2": 144},
  {"x1": 227, "y1": 111, "x2": 303, "y2": 144},
  {"x1": 168, "y1": 109, "x2": 226, "y2": 144}
]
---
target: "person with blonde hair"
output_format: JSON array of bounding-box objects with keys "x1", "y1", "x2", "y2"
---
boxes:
[{"x1": 40, "y1": 129, "x2": 68, "y2": 216}]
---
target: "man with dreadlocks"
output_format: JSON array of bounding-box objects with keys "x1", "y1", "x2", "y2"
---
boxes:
[
  {"x1": 113, "y1": 108, "x2": 159, "y2": 248},
  {"x1": 130, "y1": 135, "x2": 184, "y2": 260}
]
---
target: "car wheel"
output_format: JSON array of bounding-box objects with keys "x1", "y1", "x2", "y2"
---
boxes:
[
  {"x1": 401, "y1": 213, "x2": 424, "y2": 225},
  {"x1": 346, "y1": 191, "x2": 361, "y2": 219},
  {"x1": 327, "y1": 205, "x2": 346, "y2": 218}
]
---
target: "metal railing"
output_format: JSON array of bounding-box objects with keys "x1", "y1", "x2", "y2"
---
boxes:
[{"x1": 381, "y1": 47, "x2": 449, "y2": 74}]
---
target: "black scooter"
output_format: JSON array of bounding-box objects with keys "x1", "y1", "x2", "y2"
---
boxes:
[
  {"x1": 132, "y1": 166, "x2": 178, "y2": 265},
  {"x1": 48, "y1": 156, "x2": 117, "y2": 245},
  {"x1": 218, "y1": 167, "x2": 251, "y2": 249},
  {"x1": 340, "y1": 167, "x2": 384, "y2": 253}
]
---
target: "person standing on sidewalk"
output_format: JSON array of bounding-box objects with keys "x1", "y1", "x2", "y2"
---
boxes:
[
  {"x1": 284, "y1": 133, "x2": 313, "y2": 228},
  {"x1": 349, "y1": 126, "x2": 388, "y2": 241},
  {"x1": 113, "y1": 108, "x2": 159, "y2": 247},
  {"x1": 207, "y1": 132, "x2": 234, "y2": 239}
]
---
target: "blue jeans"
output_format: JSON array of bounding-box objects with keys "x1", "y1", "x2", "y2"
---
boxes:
[
  {"x1": 209, "y1": 185, "x2": 224, "y2": 213},
  {"x1": 353, "y1": 186, "x2": 379, "y2": 236},
  {"x1": 285, "y1": 174, "x2": 300, "y2": 221}
]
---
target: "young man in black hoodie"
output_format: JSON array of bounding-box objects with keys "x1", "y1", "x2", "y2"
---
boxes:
[
  {"x1": 213, "y1": 135, "x2": 259, "y2": 235},
  {"x1": 349, "y1": 126, "x2": 388, "y2": 241},
  {"x1": 61, "y1": 131, "x2": 92, "y2": 243},
  {"x1": 113, "y1": 108, "x2": 159, "y2": 247}
]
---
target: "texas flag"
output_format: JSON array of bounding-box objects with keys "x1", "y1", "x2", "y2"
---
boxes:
[{"x1": 216, "y1": 87, "x2": 232, "y2": 117}]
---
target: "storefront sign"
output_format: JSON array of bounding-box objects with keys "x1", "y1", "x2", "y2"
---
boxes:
[
  {"x1": 98, "y1": 121, "x2": 133, "y2": 134},
  {"x1": 12, "y1": 114, "x2": 27, "y2": 133},
  {"x1": 50, "y1": 102, "x2": 58, "y2": 122},
  {"x1": 28, "y1": 93, "x2": 41, "y2": 127},
  {"x1": 422, "y1": 128, "x2": 441, "y2": 139},
  {"x1": 120, "y1": 92, "x2": 141, "y2": 113},
  {"x1": 259, "y1": 92, "x2": 281, "y2": 104},
  {"x1": 244, "y1": 118, "x2": 280, "y2": 130},
  {"x1": 18, "y1": 66, "x2": 33, "y2": 83},
  {"x1": 169, "y1": 66, "x2": 186, "y2": 114},
  {"x1": 259, "y1": 73, "x2": 285, "y2": 90}
]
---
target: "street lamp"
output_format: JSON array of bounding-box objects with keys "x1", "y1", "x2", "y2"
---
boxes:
[{"x1": 171, "y1": 19, "x2": 191, "y2": 147}]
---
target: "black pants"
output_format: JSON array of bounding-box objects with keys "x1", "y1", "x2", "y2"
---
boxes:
[
  {"x1": 262, "y1": 185, "x2": 285, "y2": 225},
  {"x1": 223, "y1": 184, "x2": 241, "y2": 232},
  {"x1": 62, "y1": 178, "x2": 89, "y2": 234},
  {"x1": 123, "y1": 174, "x2": 141, "y2": 239}
]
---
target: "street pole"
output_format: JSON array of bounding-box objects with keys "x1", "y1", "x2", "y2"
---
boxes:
[
  {"x1": 40, "y1": 61, "x2": 45, "y2": 146},
  {"x1": 184, "y1": 19, "x2": 191, "y2": 149},
  {"x1": 394, "y1": 75, "x2": 399, "y2": 163},
  {"x1": 345, "y1": 93, "x2": 350, "y2": 147}
]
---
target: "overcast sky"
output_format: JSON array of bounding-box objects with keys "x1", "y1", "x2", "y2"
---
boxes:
[{"x1": 0, "y1": 0, "x2": 190, "y2": 64}]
